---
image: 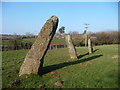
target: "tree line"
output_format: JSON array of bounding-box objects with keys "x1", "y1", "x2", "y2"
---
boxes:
[
  {"x1": 91, "y1": 31, "x2": 119, "y2": 45},
  {"x1": 71, "y1": 31, "x2": 119, "y2": 47},
  {"x1": 2, "y1": 29, "x2": 119, "y2": 50}
]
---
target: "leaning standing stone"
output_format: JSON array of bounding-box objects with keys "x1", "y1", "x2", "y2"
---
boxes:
[
  {"x1": 65, "y1": 35, "x2": 77, "y2": 59},
  {"x1": 19, "y1": 16, "x2": 59, "y2": 76},
  {"x1": 88, "y1": 38, "x2": 93, "y2": 54}
]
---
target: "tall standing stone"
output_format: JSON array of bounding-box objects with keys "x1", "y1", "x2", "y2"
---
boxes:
[
  {"x1": 85, "y1": 34, "x2": 88, "y2": 47},
  {"x1": 88, "y1": 38, "x2": 93, "y2": 54},
  {"x1": 65, "y1": 35, "x2": 77, "y2": 59},
  {"x1": 19, "y1": 16, "x2": 59, "y2": 76}
]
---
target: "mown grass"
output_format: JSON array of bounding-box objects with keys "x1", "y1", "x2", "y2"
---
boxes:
[{"x1": 2, "y1": 45, "x2": 118, "y2": 88}]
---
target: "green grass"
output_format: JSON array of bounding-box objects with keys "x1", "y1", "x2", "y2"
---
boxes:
[
  {"x1": 51, "y1": 38, "x2": 66, "y2": 44},
  {"x1": 22, "y1": 38, "x2": 66, "y2": 44},
  {"x1": 1, "y1": 40, "x2": 13, "y2": 46},
  {"x1": 2, "y1": 45, "x2": 118, "y2": 88},
  {"x1": 2, "y1": 38, "x2": 66, "y2": 46},
  {"x1": 21, "y1": 38, "x2": 35, "y2": 44}
]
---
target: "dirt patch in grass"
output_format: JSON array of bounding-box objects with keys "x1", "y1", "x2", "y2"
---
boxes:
[{"x1": 54, "y1": 81, "x2": 63, "y2": 87}]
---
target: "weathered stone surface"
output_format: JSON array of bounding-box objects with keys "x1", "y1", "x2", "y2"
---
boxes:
[
  {"x1": 65, "y1": 35, "x2": 77, "y2": 59},
  {"x1": 85, "y1": 34, "x2": 88, "y2": 47},
  {"x1": 19, "y1": 16, "x2": 59, "y2": 75},
  {"x1": 88, "y1": 38, "x2": 93, "y2": 54}
]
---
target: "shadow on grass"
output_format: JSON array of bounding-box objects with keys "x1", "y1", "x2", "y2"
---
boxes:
[
  {"x1": 40, "y1": 54, "x2": 103, "y2": 75},
  {"x1": 77, "y1": 49, "x2": 99, "y2": 59},
  {"x1": 77, "y1": 52, "x2": 89, "y2": 59},
  {"x1": 93, "y1": 49, "x2": 99, "y2": 53}
]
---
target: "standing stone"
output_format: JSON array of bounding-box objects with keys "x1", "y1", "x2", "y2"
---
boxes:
[
  {"x1": 85, "y1": 34, "x2": 88, "y2": 47},
  {"x1": 19, "y1": 16, "x2": 59, "y2": 76},
  {"x1": 88, "y1": 38, "x2": 93, "y2": 54},
  {"x1": 65, "y1": 35, "x2": 77, "y2": 59}
]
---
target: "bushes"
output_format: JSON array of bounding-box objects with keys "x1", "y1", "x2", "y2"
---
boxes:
[
  {"x1": 71, "y1": 34, "x2": 85, "y2": 47},
  {"x1": 10, "y1": 35, "x2": 22, "y2": 50},
  {"x1": 91, "y1": 31, "x2": 119, "y2": 45},
  {"x1": 70, "y1": 31, "x2": 119, "y2": 47},
  {"x1": 2, "y1": 42, "x2": 33, "y2": 51},
  {"x1": 72, "y1": 38, "x2": 85, "y2": 47},
  {"x1": 3, "y1": 35, "x2": 33, "y2": 50}
]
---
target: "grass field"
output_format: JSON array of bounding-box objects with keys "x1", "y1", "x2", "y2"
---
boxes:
[
  {"x1": 22, "y1": 38, "x2": 66, "y2": 44},
  {"x1": 1, "y1": 38, "x2": 66, "y2": 46},
  {"x1": 1, "y1": 40, "x2": 13, "y2": 46},
  {"x1": 2, "y1": 45, "x2": 118, "y2": 88}
]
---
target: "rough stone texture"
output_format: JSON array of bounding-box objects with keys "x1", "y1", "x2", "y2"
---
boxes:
[
  {"x1": 19, "y1": 16, "x2": 59, "y2": 75},
  {"x1": 65, "y1": 35, "x2": 77, "y2": 59},
  {"x1": 88, "y1": 38, "x2": 93, "y2": 54},
  {"x1": 85, "y1": 34, "x2": 88, "y2": 47}
]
